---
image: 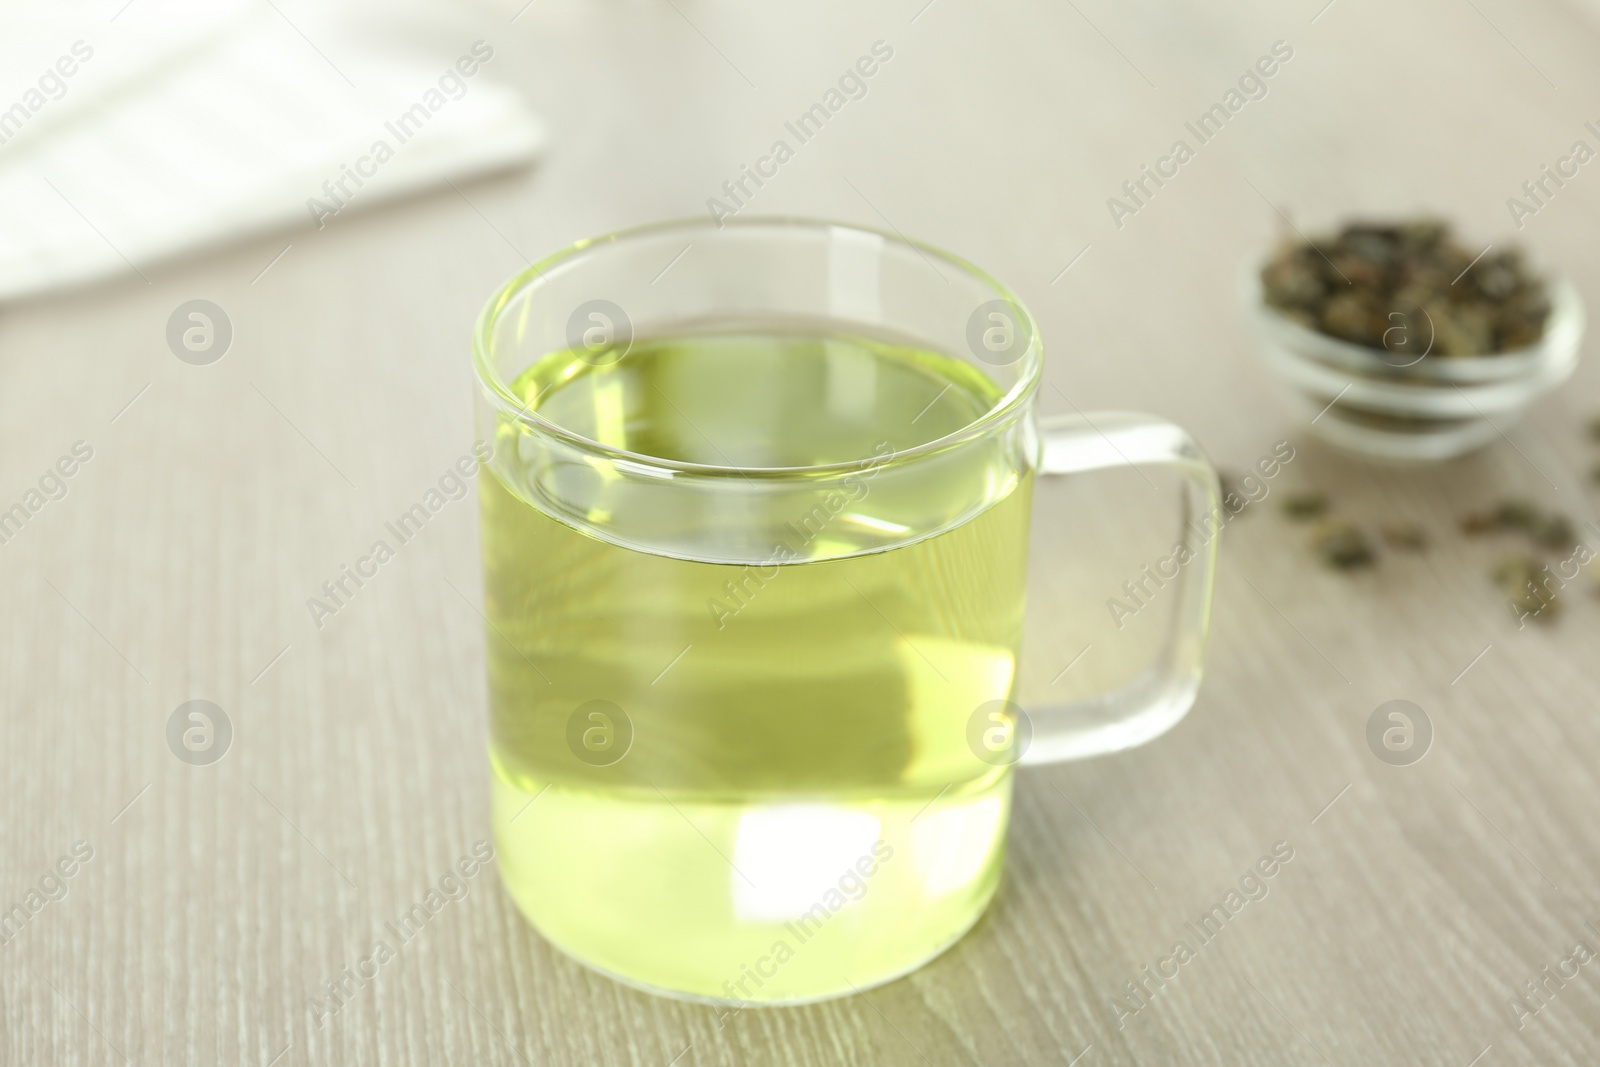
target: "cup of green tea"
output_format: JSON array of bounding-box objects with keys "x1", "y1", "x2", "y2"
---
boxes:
[{"x1": 471, "y1": 217, "x2": 1220, "y2": 1004}]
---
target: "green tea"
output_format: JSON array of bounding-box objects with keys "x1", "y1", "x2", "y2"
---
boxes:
[{"x1": 481, "y1": 329, "x2": 1033, "y2": 1002}]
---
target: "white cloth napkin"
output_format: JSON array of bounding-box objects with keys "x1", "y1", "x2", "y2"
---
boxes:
[{"x1": 0, "y1": 0, "x2": 544, "y2": 299}]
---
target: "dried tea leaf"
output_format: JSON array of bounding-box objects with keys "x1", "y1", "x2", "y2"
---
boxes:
[
  {"x1": 1424, "y1": 300, "x2": 1494, "y2": 357},
  {"x1": 1533, "y1": 513, "x2": 1576, "y2": 551},
  {"x1": 1492, "y1": 499, "x2": 1539, "y2": 530},
  {"x1": 1260, "y1": 219, "x2": 1548, "y2": 357},
  {"x1": 1261, "y1": 249, "x2": 1325, "y2": 309},
  {"x1": 1321, "y1": 293, "x2": 1379, "y2": 345},
  {"x1": 1282, "y1": 491, "x2": 1330, "y2": 521},
  {"x1": 1312, "y1": 521, "x2": 1375, "y2": 569},
  {"x1": 1492, "y1": 553, "x2": 1559, "y2": 620},
  {"x1": 1399, "y1": 217, "x2": 1447, "y2": 250}
]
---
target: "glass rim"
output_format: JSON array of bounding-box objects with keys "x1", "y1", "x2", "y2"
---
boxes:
[{"x1": 470, "y1": 214, "x2": 1043, "y2": 478}]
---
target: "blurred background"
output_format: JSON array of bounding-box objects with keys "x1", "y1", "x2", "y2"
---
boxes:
[{"x1": 4, "y1": 0, "x2": 1600, "y2": 1064}]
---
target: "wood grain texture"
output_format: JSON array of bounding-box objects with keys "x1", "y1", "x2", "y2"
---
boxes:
[{"x1": 4, "y1": 0, "x2": 1600, "y2": 1063}]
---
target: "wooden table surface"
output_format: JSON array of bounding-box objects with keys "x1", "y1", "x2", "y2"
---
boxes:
[{"x1": 6, "y1": 0, "x2": 1600, "y2": 1063}]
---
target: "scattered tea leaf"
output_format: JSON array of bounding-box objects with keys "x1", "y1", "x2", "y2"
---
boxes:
[
  {"x1": 1459, "y1": 500, "x2": 1577, "y2": 555},
  {"x1": 1312, "y1": 522, "x2": 1375, "y2": 569},
  {"x1": 1492, "y1": 499, "x2": 1539, "y2": 530},
  {"x1": 1283, "y1": 491, "x2": 1330, "y2": 521},
  {"x1": 1492, "y1": 553, "x2": 1559, "y2": 621},
  {"x1": 1533, "y1": 513, "x2": 1576, "y2": 551}
]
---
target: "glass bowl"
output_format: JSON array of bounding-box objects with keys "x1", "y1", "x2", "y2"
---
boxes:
[{"x1": 1246, "y1": 272, "x2": 1584, "y2": 462}]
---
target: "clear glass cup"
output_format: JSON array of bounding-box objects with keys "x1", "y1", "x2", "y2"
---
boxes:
[{"x1": 472, "y1": 217, "x2": 1221, "y2": 1004}]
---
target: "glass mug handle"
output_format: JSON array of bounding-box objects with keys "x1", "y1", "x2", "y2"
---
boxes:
[{"x1": 1020, "y1": 411, "x2": 1221, "y2": 764}]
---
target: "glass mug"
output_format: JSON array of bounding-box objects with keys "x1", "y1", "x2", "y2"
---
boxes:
[{"x1": 472, "y1": 218, "x2": 1220, "y2": 1004}]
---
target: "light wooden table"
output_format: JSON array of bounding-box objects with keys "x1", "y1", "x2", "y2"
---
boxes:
[{"x1": 5, "y1": 0, "x2": 1600, "y2": 1063}]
